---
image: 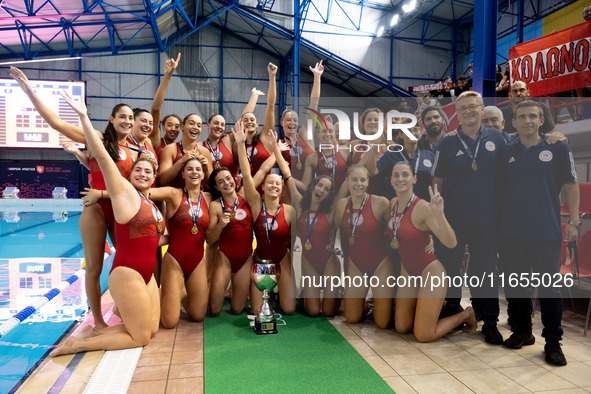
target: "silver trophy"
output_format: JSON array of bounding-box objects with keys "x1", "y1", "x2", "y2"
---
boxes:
[{"x1": 252, "y1": 260, "x2": 280, "y2": 334}]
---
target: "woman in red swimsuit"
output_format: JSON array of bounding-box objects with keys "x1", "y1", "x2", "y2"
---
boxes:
[
  {"x1": 237, "y1": 63, "x2": 277, "y2": 175},
  {"x1": 233, "y1": 123, "x2": 295, "y2": 315},
  {"x1": 302, "y1": 119, "x2": 350, "y2": 199},
  {"x1": 290, "y1": 175, "x2": 340, "y2": 317},
  {"x1": 149, "y1": 157, "x2": 211, "y2": 327},
  {"x1": 202, "y1": 115, "x2": 236, "y2": 178},
  {"x1": 334, "y1": 164, "x2": 394, "y2": 328},
  {"x1": 51, "y1": 92, "x2": 164, "y2": 356},
  {"x1": 158, "y1": 113, "x2": 212, "y2": 187},
  {"x1": 10, "y1": 67, "x2": 140, "y2": 331},
  {"x1": 388, "y1": 161, "x2": 476, "y2": 342}
]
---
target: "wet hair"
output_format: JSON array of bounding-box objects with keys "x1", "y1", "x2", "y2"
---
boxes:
[
  {"x1": 346, "y1": 164, "x2": 369, "y2": 178},
  {"x1": 301, "y1": 175, "x2": 335, "y2": 214},
  {"x1": 420, "y1": 106, "x2": 444, "y2": 124},
  {"x1": 103, "y1": 103, "x2": 132, "y2": 163},
  {"x1": 241, "y1": 112, "x2": 262, "y2": 147},
  {"x1": 208, "y1": 114, "x2": 225, "y2": 124},
  {"x1": 392, "y1": 161, "x2": 415, "y2": 177},
  {"x1": 281, "y1": 109, "x2": 297, "y2": 122},
  {"x1": 208, "y1": 166, "x2": 232, "y2": 200},
  {"x1": 133, "y1": 108, "x2": 151, "y2": 119},
  {"x1": 162, "y1": 114, "x2": 181, "y2": 125},
  {"x1": 183, "y1": 113, "x2": 201, "y2": 125},
  {"x1": 130, "y1": 157, "x2": 158, "y2": 177}
]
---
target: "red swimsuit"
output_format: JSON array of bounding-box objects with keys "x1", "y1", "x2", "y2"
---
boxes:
[
  {"x1": 89, "y1": 145, "x2": 135, "y2": 226},
  {"x1": 340, "y1": 195, "x2": 388, "y2": 276},
  {"x1": 297, "y1": 210, "x2": 332, "y2": 274},
  {"x1": 218, "y1": 195, "x2": 253, "y2": 273},
  {"x1": 316, "y1": 150, "x2": 347, "y2": 186},
  {"x1": 253, "y1": 204, "x2": 290, "y2": 263},
  {"x1": 387, "y1": 197, "x2": 437, "y2": 277},
  {"x1": 167, "y1": 192, "x2": 209, "y2": 277},
  {"x1": 246, "y1": 141, "x2": 271, "y2": 175},
  {"x1": 282, "y1": 134, "x2": 314, "y2": 181},
  {"x1": 111, "y1": 195, "x2": 164, "y2": 284},
  {"x1": 202, "y1": 139, "x2": 236, "y2": 175}
]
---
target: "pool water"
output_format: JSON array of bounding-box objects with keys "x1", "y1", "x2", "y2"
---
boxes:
[{"x1": 0, "y1": 206, "x2": 110, "y2": 393}]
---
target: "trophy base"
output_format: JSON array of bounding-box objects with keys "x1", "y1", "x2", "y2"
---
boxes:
[{"x1": 254, "y1": 317, "x2": 278, "y2": 335}]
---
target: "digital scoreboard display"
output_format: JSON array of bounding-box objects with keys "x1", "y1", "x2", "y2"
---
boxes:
[{"x1": 0, "y1": 78, "x2": 86, "y2": 149}]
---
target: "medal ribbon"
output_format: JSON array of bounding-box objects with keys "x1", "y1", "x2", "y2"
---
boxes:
[
  {"x1": 206, "y1": 139, "x2": 221, "y2": 166},
  {"x1": 349, "y1": 194, "x2": 369, "y2": 240},
  {"x1": 392, "y1": 193, "x2": 416, "y2": 241},
  {"x1": 400, "y1": 150, "x2": 421, "y2": 175},
  {"x1": 185, "y1": 188, "x2": 202, "y2": 229},
  {"x1": 262, "y1": 201, "x2": 282, "y2": 242},
  {"x1": 219, "y1": 196, "x2": 239, "y2": 216},
  {"x1": 179, "y1": 141, "x2": 197, "y2": 155},
  {"x1": 137, "y1": 190, "x2": 163, "y2": 233},
  {"x1": 320, "y1": 146, "x2": 336, "y2": 180},
  {"x1": 456, "y1": 131, "x2": 481, "y2": 167},
  {"x1": 305, "y1": 210, "x2": 320, "y2": 244}
]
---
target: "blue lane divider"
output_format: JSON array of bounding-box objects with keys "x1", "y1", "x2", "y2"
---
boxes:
[{"x1": 0, "y1": 268, "x2": 86, "y2": 338}]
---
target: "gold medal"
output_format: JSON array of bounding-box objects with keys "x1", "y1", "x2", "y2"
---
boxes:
[
  {"x1": 471, "y1": 160, "x2": 478, "y2": 171},
  {"x1": 390, "y1": 238, "x2": 400, "y2": 249},
  {"x1": 214, "y1": 162, "x2": 221, "y2": 169},
  {"x1": 230, "y1": 211, "x2": 236, "y2": 219},
  {"x1": 349, "y1": 236, "x2": 355, "y2": 245},
  {"x1": 191, "y1": 225, "x2": 198, "y2": 235},
  {"x1": 296, "y1": 161, "x2": 303, "y2": 169},
  {"x1": 304, "y1": 240, "x2": 312, "y2": 250},
  {"x1": 157, "y1": 222, "x2": 163, "y2": 233}
]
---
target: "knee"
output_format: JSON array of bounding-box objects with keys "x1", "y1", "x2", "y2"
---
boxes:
[
  {"x1": 374, "y1": 316, "x2": 391, "y2": 329},
  {"x1": 160, "y1": 313, "x2": 179, "y2": 329},
  {"x1": 345, "y1": 309, "x2": 363, "y2": 325},
  {"x1": 133, "y1": 330, "x2": 152, "y2": 347},
  {"x1": 413, "y1": 328, "x2": 436, "y2": 343},
  {"x1": 395, "y1": 321, "x2": 413, "y2": 335},
  {"x1": 280, "y1": 298, "x2": 296, "y2": 316},
  {"x1": 305, "y1": 303, "x2": 320, "y2": 317}
]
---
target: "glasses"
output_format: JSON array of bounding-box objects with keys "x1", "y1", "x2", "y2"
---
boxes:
[{"x1": 457, "y1": 104, "x2": 482, "y2": 113}]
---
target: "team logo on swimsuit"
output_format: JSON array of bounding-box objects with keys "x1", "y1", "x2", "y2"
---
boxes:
[
  {"x1": 349, "y1": 212, "x2": 364, "y2": 226},
  {"x1": 324, "y1": 157, "x2": 336, "y2": 167},
  {"x1": 387, "y1": 216, "x2": 395, "y2": 230},
  {"x1": 290, "y1": 146, "x2": 303, "y2": 157},
  {"x1": 246, "y1": 146, "x2": 258, "y2": 157},
  {"x1": 539, "y1": 150, "x2": 553, "y2": 162},
  {"x1": 423, "y1": 159, "x2": 432, "y2": 167},
  {"x1": 189, "y1": 205, "x2": 204, "y2": 218},
  {"x1": 119, "y1": 148, "x2": 127, "y2": 160},
  {"x1": 210, "y1": 151, "x2": 224, "y2": 161},
  {"x1": 485, "y1": 141, "x2": 496, "y2": 152},
  {"x1": 265, "y1": 218, "x2": 279, "y2": 230},
  {"x1": 234, "y1": 209, "x2": 247, "y2": 220}
]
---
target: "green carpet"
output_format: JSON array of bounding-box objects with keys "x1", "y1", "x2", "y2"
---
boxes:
[{"x1": 203, "y1": 305, "x2": 393, "y2": 393}]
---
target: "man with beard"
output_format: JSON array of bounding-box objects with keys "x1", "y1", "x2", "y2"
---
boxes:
[
  {"x1": 501, "y1": 81, "x2": 556, "y2": 134},
  {"x1": 418, "y1": 106, "x2": 446, "y2": 152}
]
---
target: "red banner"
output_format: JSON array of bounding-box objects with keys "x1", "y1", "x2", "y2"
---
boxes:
[{"x1": 509, "y1": 21, "x2": 591, "y2": 96}]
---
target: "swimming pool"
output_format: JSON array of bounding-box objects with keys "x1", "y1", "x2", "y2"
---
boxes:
[{"x1": 0, "y1": 199, "x2": 110, "y2": 393}]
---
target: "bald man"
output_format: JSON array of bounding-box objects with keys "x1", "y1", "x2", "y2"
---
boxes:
[{"x1": 501, "y1": 81, "x2": 556, "y2": 134}]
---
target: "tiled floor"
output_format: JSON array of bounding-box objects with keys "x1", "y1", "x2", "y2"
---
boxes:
[
  {"x1": 328, "y1": 297, "x2": 591, "y2": 394},
  {"x1": 129, "y1": 314, "x2": 204, "y2": 394},
  {"x1": 20, "y1": 290, "x2": 591, "y2": 393}
]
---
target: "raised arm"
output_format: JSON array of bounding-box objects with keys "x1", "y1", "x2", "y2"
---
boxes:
[
  {"x1": 232, "y1": 120, "x2": 261, "y2": 206},
  {"x1": 151, "y1": 53, "x2": 181, "y2": 150},
  {"x1": 62, "y1": 141, "x2": 90, "y2": 169},
  {"x1": 60, "y1": 91, "x2": 138, "y2": 222},
  {"x1": 260, "y1": 63, "x2": 277, "y2": 144},
  {"x1": 252, "y1": 154, "x2": 276, "y2": 190},
  {"x1": 242, "y1": 87, "x2": 265, "y2": 116},
  {"x1": 424, "y1": 185, "x2": 456, "y2": 248},
  {"x1": 10, "y1": 67, "x2": 97, "y2": 143},
  {"x1": 266, "y1": 128, "x2": 294, "y2": 197}
]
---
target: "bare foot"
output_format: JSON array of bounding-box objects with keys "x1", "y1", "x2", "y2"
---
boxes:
[
  {"x1": 76, "y1": 325, "x2": 96, "y2": 340},
  {"x1": 93, "y1": 319, "x2": 108, "y2": 331},
  {"x1": 50, "y1": 336, "x2": 79, "y2": 357},
  {"x1": 463, "y1": 307, "x2": 477, "y2": 333}
]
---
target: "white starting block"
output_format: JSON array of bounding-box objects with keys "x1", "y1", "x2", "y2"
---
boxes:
[
  {"x1": 2, "y1": 187, "x2": 19, "y2": 199},
  {"x1": 52, "y1": 187, "x2": 68, "y2": 199},
  {"x1": 2, "y1": 211, "x2": 20, "y2": 223}
]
